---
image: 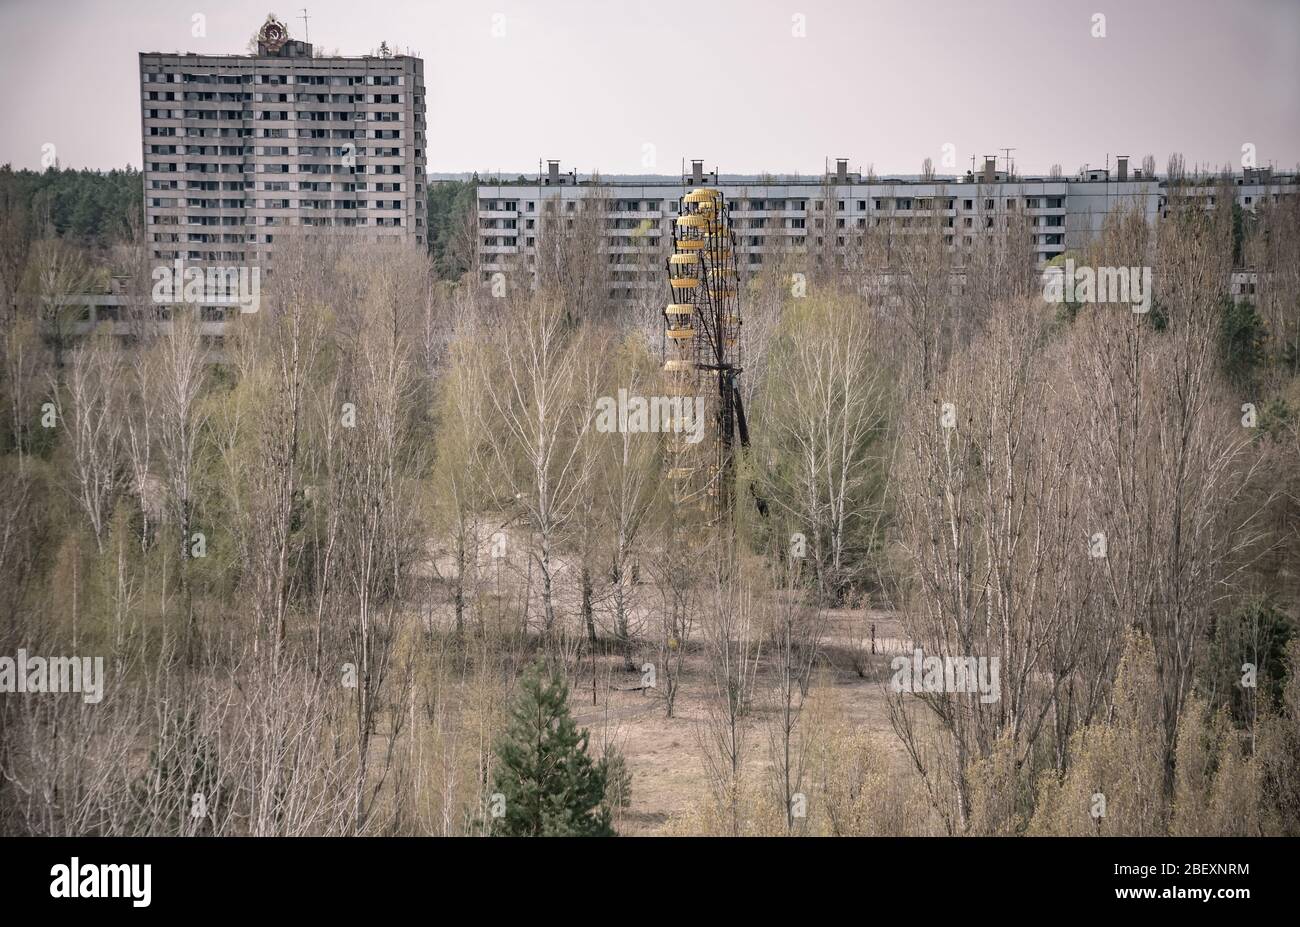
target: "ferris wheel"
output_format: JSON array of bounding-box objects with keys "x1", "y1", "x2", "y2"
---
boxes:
[{"x1": 663, "y1": 186, "x2": 761, "y2": 527}]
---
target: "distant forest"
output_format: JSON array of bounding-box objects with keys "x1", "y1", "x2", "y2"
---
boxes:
[
  {"x1": 0, "y1": 165, "x2": 477, "y2": 280},
  {"x1": 0, "y1": 166, "x2": 143, "y2": 249}
]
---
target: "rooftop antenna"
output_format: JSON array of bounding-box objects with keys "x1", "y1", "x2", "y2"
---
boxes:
[
  {"x1": 1000, "y1": 147, "x2": 1016, "y2": 177},
  {"x1": 299, "y1": 8, "x2": 310, "y2": 44}
]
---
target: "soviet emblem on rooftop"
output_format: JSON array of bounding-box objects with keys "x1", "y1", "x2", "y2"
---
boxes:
[{"x1": 258, "y1": 14, "x2": 289, "y2": 52}]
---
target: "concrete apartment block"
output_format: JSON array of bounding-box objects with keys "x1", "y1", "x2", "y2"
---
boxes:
[
  {"x1": 474, "y1": 158, "x2": 1296, "y2": 302},
  {"x1": 140, "y1": 19, "x2": 426, "y2": 283}
]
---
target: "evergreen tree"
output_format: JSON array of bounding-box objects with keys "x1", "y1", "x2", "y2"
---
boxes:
[
  {"x1": 1218, "y1": 296, "x2": 1267, "y2": 388},
  {"x1": 489, "y1": 661, "x2": 615, "y2": 836},
  {"x1": 426, "y1": 179, "x2": 476, "y2": 279}
]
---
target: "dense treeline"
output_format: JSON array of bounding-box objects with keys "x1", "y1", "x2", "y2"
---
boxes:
[
  {"x1": 0, "y1": 167, "x2": 1298, "y2": 836},
  {"x1": 426, "y1": 179, "x2": 476, "y2": 280},
  {"x1": 0, "y1": 166, "x2": 480, "y2": 284},
  {"x1": 0, "y1": 165, "x2": 142, "y2": 250},
  {"x1": 0, "y1": 166, "x2": 479, "y2": 282}
]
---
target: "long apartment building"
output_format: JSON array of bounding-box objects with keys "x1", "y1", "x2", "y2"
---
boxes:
[
  {"x1": 476, "y1": 158, "x2": 1296, "y2": 301},
  {"x1": 140, "y1": 16, "x2": 427, "y2": 278}
]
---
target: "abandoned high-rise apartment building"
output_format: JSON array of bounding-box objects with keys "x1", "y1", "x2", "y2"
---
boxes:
[
  {"x1": 139, "y1": 14, "x2": 427, "y2": 278},
  {"x1": 476, "y1": 157, "x2": 1295, "y2": 303}
]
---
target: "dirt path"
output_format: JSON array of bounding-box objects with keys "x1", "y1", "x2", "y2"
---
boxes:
[{"x1": 565, "y1": 609, "x2": 909, "y2": 835}]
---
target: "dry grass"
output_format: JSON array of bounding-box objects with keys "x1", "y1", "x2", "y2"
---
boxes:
[{"x1": 564, "y1": 607, "x2": 913, "y2": 835}]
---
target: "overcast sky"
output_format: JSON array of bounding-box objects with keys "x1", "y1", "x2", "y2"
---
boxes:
[{"x1": 2, "y1": 0, "x2": 1298, "y2": 176}]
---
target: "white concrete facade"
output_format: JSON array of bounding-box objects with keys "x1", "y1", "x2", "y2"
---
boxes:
[
  {"x1": 474, "y1": 161, "x2": 1297, "y2": 300},
  {"x1": 140, "y1": 37, "x2": 427, "y2": 277}
]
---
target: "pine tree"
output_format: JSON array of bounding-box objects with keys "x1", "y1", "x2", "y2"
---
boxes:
[{"x1": 489, "y1": 661, "x2": 615, "y2": 836}]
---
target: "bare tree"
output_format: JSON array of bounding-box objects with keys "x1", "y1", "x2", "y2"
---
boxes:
[
  {"x1": 697, "y1": 554, "x2": 764, "y2": 835},
  {"x1": 536, "y1": 180, "x2": 614, "y2": 324},
  {"x1": 1066, "y1": 199, "x2": 1272, "y2": 795},
  {"x1": 119, "y1": 338, "x2": 157, "y2": 550},
  {"x1": 232, "y1": 232, "x2": 332, "y2": 659},
  {"x1": 154, "y1": 307, "x2": 209, "y2": 649},
  {"x1": 890, "y1": 296, "x2": 1096, "y2": 830},
  {"x1": 764, "y1": 573, "x2": 821, "y2": 834},
  {"x1": 476, "y1": 295, "x2": 599, "y2": 635},
  {"x1": 331, "y1": 244, "x2": 427, "y2": 832},
  {"x1": 758, "y1": 293, "x2": 889, "y2": 600},
  {"x1": 57, "y1": 332, "x2": 123, "y2": 553},
  {"x1": 596, "y1": 333, "x2": 661, "y2": 653},
  {"x1": 431, "y1": 321, "x2": 491, "y2": 638},
  {"x1": 24, "y1": 237, "x2": 92, "y2": 370}
]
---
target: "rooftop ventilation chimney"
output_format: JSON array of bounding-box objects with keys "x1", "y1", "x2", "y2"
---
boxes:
[
  {"x1": 691, "y1": 160, "x2": 705, "y2": 185},
  {"x1": 546, "y1": 160, "x2": 560, "y2": 185},
  {"x1": 836, "y1": 158, "x2": 849, "y2": 182},
  {"x1": 1117, "y1": 156, "x2": 1128, "y2": 182},
  {"x1": 983, "y1": 156, "x2": 996, "y2": 183}
]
